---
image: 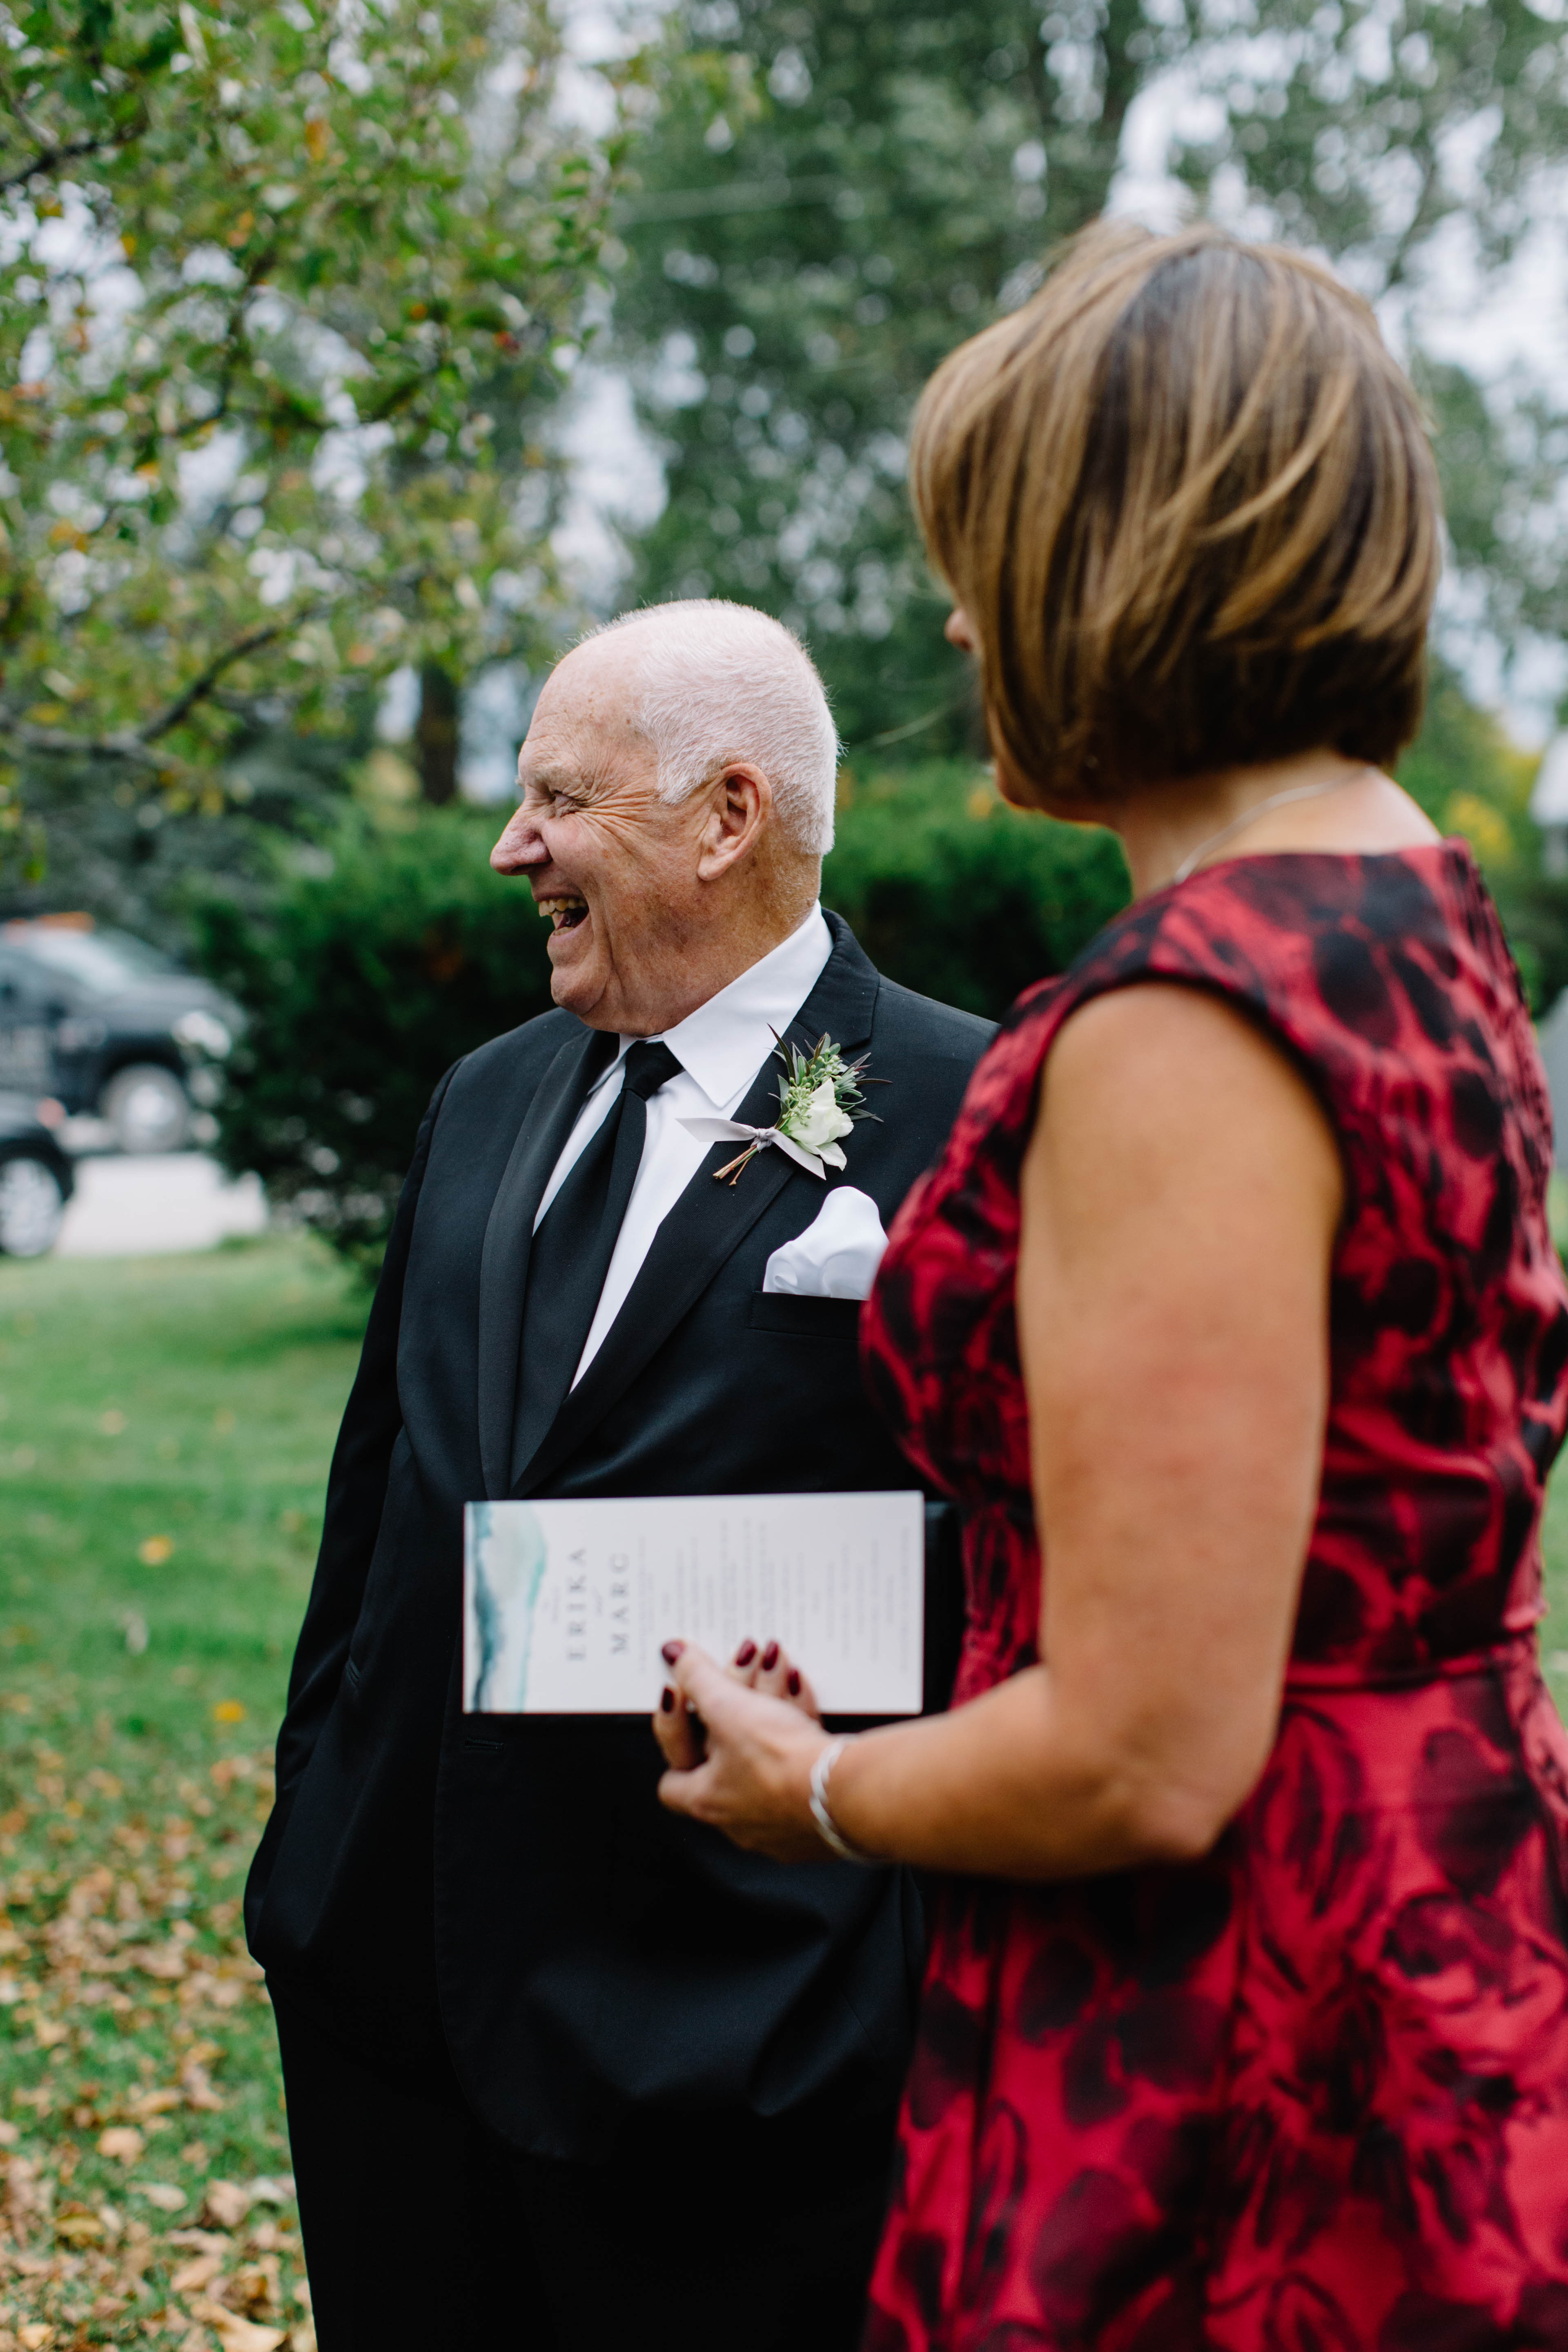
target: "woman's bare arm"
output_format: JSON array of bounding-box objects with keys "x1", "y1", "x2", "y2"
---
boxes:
[{"x1": 658, "y1": 982, "x2": 1342, "y2": 1878}]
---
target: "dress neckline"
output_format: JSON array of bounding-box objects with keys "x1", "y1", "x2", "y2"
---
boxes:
[{"x1": 1158, "y1": 834, "x2": 1474, "y2": 899}]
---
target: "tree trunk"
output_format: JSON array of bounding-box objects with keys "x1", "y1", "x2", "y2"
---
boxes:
[{"x1": 416, "y1": 663, "x2": 459, "y2": 805}]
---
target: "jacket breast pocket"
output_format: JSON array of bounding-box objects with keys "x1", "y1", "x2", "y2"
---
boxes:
[{"x1": 747, "y1": 1292, "x2": 862, "y2": 1340}]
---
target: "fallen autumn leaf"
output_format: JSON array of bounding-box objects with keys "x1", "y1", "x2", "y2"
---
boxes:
[{"x1": 186, "y1": 2297, "x2": 287, "y2": 2352}]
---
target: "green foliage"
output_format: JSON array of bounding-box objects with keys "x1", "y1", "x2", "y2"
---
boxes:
[
  {"x1": 612, "y1": 0, "x2": 1568, "y2": 744},
  {"x1": 1396, "y1": 661, "x2": 1539, "y2": 860},
  {"x1": 189, "y1": 807, "x2": 555, "y2": 1270},
  {"x1": 1391, "y1": 659, "x2": 1564, "y2": 1011},
  {"x1": 1414, "y1": 361, "x2": 1568, "y2": 653},
  {"x1": 1, "y1": 0, "x2": 638, "y2": 866},
  {"x1": 1, "y1": 706, "x2": 380, "y2": 937},
  {"x1": 826, "y1": 761, "x2": 1129, "y2": 1016}
]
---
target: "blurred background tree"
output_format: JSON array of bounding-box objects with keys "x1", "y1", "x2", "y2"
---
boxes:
[
  {"x1": 609, "y1": 0, "x2": 1568, "y2": 751},
  {"x1": 0, "y1": 0, "x2": 637, "y2": 904},
  {"x1": 8, "y1": 0, "x2": 1568, "y2": 1263}
]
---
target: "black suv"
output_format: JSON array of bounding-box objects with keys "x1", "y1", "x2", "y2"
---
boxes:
[{"x1": 0, "y1": 919, "x2": 240, "y2": 1154}]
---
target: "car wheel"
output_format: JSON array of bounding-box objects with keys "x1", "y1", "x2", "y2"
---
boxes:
[
  {"x1": 101, "y1": 1063, "x2": 192, "y2": 1154},
  {"x1": 0, "y1": 1155, "x2": 66, "y2": 1258}
]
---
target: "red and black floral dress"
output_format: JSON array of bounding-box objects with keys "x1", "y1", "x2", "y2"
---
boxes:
[{"x1": 860, "y1": 844, "x2": 1568, "y2": 2351}]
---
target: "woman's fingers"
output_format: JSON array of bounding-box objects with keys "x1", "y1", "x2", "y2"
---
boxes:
[
  {"x1": 753, "y1": 1642, "x2": 822, "y2": 1721},
  {"x1": 652, "y1": 1679, "x2": 704, "y2": 1770},
  {"x1": 653, "y1": 1645, "x2": 829, "y2": 1862},
  {"x1": 656, "y1": 1751, "x2": 714, "y2": 1820},
  {"x1": 721, "y1": 1637, "x2": 806, "y2": 1701},
  {"x1": 664, "y1": 1642, "x2": 739, "y2": 1728},
  {"x1": 786, "y1": 1662, "x2": 822, "y2": 1721}
]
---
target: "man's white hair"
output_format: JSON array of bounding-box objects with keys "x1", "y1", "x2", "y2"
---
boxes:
[{"x1": 586, "y1": 599, "x2": 839, "y2": 856}]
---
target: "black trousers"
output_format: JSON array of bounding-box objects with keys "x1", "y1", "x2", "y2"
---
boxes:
[{"x1": 274, "y1": 1996, "x2": 897, "y2": 2352}]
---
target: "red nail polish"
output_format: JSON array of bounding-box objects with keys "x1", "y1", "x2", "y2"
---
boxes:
[
  {"x1": 787, "y1": 1668, "x2": 801, "y2": 1697},
  {"x1": 661, "y1": 1640, "x2": 684, "y2": 1665},
  {"x1": 761, "y1": 1641, "x2": 779, "y2": 1672},
  {"x1": 660, "y1": 1687, "x2": 675, "y2": 1713},
  {"x1": 735, "y1": 1639, "x2": 757, "y2": 1667}
]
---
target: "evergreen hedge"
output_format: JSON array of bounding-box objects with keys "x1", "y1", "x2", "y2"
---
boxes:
[{"x1": 190, "y1": 812, "x2": 558, "y2": 1273}]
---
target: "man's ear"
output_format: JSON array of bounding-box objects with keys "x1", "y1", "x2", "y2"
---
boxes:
[{"x1": 695, "y1": 764, "x2": 770, "y2": 881}]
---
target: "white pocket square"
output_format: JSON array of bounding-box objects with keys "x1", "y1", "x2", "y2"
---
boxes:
[{"x1": 762, "y1": 1186, "x2": 889, "y2": 1302}]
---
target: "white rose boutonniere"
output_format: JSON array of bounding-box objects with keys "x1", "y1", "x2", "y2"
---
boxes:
[
  {"x1": 789, "y1": 1078, "x2": 855, "y2": 1166},
  {"x1": 679, "y1": 1033, "x2": 882, "y2": 1185}
]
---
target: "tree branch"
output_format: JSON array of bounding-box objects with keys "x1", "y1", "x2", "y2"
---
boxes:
[
  {"x1": 138, "y1": 620, "x2": 290, "y2": 742},
  {"x1": 0, "y1": 130, "x2": 118, "y2": 196},
  {"x1": 9, "y1": 721, "x2": 180, "y2": 774},
  {"x1": 7, "y1": 617, "x2": 293, "y2": 773},
  {"x1": 1377, "y1": 143, "x2": 1444, "y2": 295}
]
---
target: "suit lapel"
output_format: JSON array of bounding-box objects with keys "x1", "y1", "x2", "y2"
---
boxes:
[
  {"x1": 514, "y1": 916, "x2": 880, "y2": 1497},
  {"x1": 476, "y1": 1023, "x2": 615, "y2": 1498}
]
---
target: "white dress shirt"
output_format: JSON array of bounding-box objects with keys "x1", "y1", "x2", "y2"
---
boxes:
[{"x1": 534, "y1": 905, "x2": 834, "y2": 1385}]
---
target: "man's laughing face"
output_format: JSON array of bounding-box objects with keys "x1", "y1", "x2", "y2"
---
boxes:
[{"x1": 490, "y1": 635, "x2": 717, "y2": 1035}]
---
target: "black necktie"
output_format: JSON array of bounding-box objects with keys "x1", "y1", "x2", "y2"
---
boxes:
[{"x1": 510, "y1": 1039, "x2": 684, "y2": 1483}]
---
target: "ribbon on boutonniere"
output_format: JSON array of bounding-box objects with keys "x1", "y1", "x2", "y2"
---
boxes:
[{"x1": 680, "y1": 1032, "x2": 883, "y2": 1185}]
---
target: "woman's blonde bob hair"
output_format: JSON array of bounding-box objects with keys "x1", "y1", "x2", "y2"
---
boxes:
[{"x1": 910, "y1": 219, "x2": 1442, "y2": 806}]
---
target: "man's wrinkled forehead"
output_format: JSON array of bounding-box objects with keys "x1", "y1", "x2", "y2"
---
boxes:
[
  {"x1": 537, "y1": 631, "x2": 653, "y2": 729},
  {"x1": 519, "y1": 638, "x2": 654, "y2": 784}
]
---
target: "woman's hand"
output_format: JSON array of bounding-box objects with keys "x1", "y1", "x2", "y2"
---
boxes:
[
  {"x1": 653, "y1": 1643, "x2": 831, "y2": 1863},
  {"x1": 724, "y1": 1633, "x2": 822, "y2": 1717}
]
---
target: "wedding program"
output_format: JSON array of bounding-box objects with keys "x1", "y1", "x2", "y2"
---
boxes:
[{"x1": 463, "y1": 1491, "x2": 925, "y2": 1716}]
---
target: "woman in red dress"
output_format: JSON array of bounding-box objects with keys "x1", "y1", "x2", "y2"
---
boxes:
[{"x1": 654, "y1": 220, "x2": 1568, "y2": 2348}]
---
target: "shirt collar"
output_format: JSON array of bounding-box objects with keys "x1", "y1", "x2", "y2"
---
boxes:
[{"x1": 594, "y1": 906, "x2": 835, "y2": 1115}]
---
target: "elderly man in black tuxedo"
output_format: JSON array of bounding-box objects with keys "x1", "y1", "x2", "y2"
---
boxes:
[{"x1": 246, "y1": 599, "x2": 993, "y2": 2352}]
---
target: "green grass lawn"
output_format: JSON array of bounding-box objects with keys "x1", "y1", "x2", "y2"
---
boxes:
[
  {"x1": 0, "y1": 1237, "x2": 365, "y2": 2352},
  {"x1": 1, "y1": 1235, "x2": 1567, "y2": 2350}
]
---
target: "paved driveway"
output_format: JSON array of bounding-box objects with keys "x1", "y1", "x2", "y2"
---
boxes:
[{"x1": 56, "y1": 1154, "x2": 269, "y2": 1257}]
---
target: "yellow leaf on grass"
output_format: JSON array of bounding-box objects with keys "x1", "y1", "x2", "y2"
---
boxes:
[
  {"x1": 213, "y1": 1700, "x2": 247, "y2": 1724},
  {"x1": 203, "y1": 2177, "x2": 251, "y2": 2226},
  {"x1": 171, "y1": 2252, "x2": 226, "y2": 2293},
  {"x1": 187, "y1": 2298, "x2": 286, "y2": 2352},
  {"x1": 182, "y1": 2061, "x2": 225, "y2": 2113},
  {"x1": 128, "y1": 2085, "x2": 185, "y2": 2119},
  {"x1": 54, "y1": 2201, "x2": 104, "y2": 2245},
  {"x1": 97, "y1": 2125, "x2": 144, "y2": 2161},
  {"x1": 138, "y1": 1535, "x2": 174, "y2": 1565},
  {"x1": 127, "y1": 1941, "x2": 187, "y2": 1981}
]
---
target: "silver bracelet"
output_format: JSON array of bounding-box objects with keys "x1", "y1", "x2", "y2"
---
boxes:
[{"x1": 808, "y1": 1736, "x2": 882, "y2": 1866}]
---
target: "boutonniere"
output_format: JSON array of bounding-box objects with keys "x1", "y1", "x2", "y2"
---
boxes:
[{"x1": 680, "y1": 1033, "x2": 882, "y2": 1186}]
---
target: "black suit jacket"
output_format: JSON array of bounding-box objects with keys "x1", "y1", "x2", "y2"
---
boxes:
[{"x1": 246, "y1": 916, "x2": 993, "y2": 2158}]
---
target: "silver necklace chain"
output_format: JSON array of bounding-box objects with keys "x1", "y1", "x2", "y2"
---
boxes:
[{"x1": 1171, "y1": 775, "x2": 1356, "y2": 886}]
